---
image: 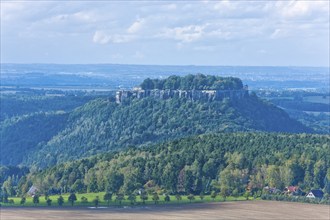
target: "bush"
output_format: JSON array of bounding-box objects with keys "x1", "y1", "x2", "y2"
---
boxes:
[
  {"x1": 20, "y1": 197, "x2": 26, "y2": 205},
  {"x1": 187, "y1": 194, "x2": 195, "y2": 203},
  {"x1": 46, "y1": 198, "x2": 52, "y2": 206},
  {"x1": 81, "y1": 196, "x2": 88, "y2": 204},
  {"x1": 57, "y1": 196, "x2": 64, "y2": 206}
]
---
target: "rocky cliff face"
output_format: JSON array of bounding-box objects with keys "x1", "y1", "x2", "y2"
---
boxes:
[{"x1": 116, "y1": 88, "x2": 248, "y2": 103}]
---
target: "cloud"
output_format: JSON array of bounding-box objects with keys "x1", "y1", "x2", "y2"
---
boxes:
[
  {"x1": 270, "y1": 29, "x2": 288, "y2": 39},
  {"x1": 93, "y1": 31, "x2": 110, "y2": 44},
  {"x1": 1, "y1": 1, "x2": 329, "y2": 65},
  {"x1": 162, "y1": 25, "x2": 205, "y2": 43},
  {"x1": 93, "y1": 31, "x2": 133, "y2": 44},
  {"x1": 278, "y1": 1, "x2": 329, "y2": 20},
  {"x1": 127, "y1": 18, "x2": 145, "y2": 34}
]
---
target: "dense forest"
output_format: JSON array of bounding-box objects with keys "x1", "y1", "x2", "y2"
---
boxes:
[
  {"x1": 140, "y1": 74, "x2": 244, "y2": 90},
  {"x1": 0, "y1": 112, "x2": 69, "y2": 165},
  {"x1": 22, "y1": 91, "x2": 309, "y2": 168},
  {"x1": 0, "y1": 92, "x2": 110, "y2": 166},
  {"x1": 1, "y1": 133, "x2": 329, "y2": 199}
]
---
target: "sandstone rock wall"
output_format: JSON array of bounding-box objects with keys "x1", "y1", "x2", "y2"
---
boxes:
[{"x1": 116, "y1": 89, "x2": 248, "y2": 104}]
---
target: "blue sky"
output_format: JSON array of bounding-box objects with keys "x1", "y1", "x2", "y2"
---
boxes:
[{"x1": 1, "y1": 1, "x2": 329, "y2": 66}]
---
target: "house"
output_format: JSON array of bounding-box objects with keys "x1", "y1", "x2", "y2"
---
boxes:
[
  {"x1": 306, "y1": 189, "x2": 324, "y2": 199},
  {"x1": 284, "y1": 186, "x2": 303, "y2": 196},
  {"x1": 27, "y1": 185, "x2": 38, "y2": 197}
]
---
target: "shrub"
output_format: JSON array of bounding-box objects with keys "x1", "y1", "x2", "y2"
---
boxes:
[
  {"x1": 46, "y1": 198, "x2": 52, "y2": 206},
  {"x1": 81, "y1": 196, "x2": 88, "y2": 204},
  {"x1": 20, "y1": 197, "x2": 26, "y2": 205}
]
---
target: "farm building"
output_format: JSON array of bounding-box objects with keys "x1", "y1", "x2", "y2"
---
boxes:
[{"x1": 306, "y1": 189, "x2": 324, "y2": 199}]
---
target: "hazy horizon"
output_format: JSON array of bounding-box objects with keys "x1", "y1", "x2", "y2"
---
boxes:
[{"x1": 1, "y1": 63, "x2": 329, "y2": 68}]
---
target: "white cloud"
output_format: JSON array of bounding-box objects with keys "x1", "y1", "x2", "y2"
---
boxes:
[
  {"x1": 278, "y1": 1, "x2": 329, "y2": 20},
  {"x1": 270, "y1": 29, "x2": 288, "y2": 39},
  {"x1": 93, "y1": 31, "x2": 133, "y2": 44},
  {"x1": 127, "y1": 18, "x2": 145, "y2": 34},
  {"x1": 1, "y1": 1, "x2": 329, "y2": 65},
  {"x1": 93, "y1": 31, "x2": 110, "y2": 44},
  {"x1": 162, "y1": 25, "x2": 205, "y2": 43}
]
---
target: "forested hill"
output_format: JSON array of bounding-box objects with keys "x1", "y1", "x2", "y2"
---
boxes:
[
  {"x1": 16, "y1": 133, "x2": 330, "y2": 197},
  {"x1": 23, "y1": 86, "x2": 309, "y2": 168},
  {"x1": 1, "y1": 75, "x2": 311, "y2": 168}
]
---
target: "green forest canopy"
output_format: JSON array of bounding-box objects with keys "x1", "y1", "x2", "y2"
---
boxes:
[
  {"x1": 4, "y1": 132, "x2": 328, "y2": 198},
  {"x1": 140, "y1": 74, "x2": 244, "y2": 90}
]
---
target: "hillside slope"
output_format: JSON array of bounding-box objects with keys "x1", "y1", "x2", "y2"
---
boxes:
[
  {"x1": 24, "y1": 91, "x2": 310, "y2": 167},
  {"x1": 0, "y1": 112, "x2": 69, "y2": 165},
  {"x1": 22, "y1": 133, "x2": 330, "y2": 196}
]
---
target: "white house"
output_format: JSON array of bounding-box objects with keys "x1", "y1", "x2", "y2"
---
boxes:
[{"x1": 306, "y1": 189, "x2": 324, "y2": 199}]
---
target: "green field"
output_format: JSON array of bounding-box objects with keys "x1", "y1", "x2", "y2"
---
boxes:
[{"x1": 1, "y1": 192, "x2": 248, "y2": 207}]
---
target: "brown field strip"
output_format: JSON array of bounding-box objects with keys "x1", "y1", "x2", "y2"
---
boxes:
[{"x1": 1, "y1": 201, "x2": 329, "y2": 220}]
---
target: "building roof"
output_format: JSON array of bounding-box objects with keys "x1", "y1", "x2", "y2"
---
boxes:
[
  {"x1": 310, "y1": 189, "x2": 324, "y2": 198},
  {"x1": 286, "y1": 186, "x2": 298, "y2": 192}
]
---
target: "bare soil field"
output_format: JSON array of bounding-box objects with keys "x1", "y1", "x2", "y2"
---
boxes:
[{"x1": 1, "y1": 201, "x2": 329, "y2": 220}]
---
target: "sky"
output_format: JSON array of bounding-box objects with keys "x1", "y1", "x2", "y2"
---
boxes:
[{"x1": 1, "y1": 0, "x2": 329, "y2": 66}]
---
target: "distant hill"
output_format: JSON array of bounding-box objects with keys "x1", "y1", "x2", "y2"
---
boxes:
[{"x1": 17, "y1": 75, "x2": 310, "y2": 168}]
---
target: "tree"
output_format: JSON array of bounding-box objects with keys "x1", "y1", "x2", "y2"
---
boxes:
[
  {"x1": 220, "y1": 186, "x2": 229, "y2": 201},
  {"x1": 115, "y1": 193, "x2": 124, "y2": 205},
  {"x1": 72, "y1": 179, "x2": 86, "y2": 193},
  {"x1": 187, "y1": 194, "x2": 195, "y2": 203},
  {"x1": 265, "y1": 165, "x2": 283, "y2": 189},
  {"x1": 57, "y1": 195, "x2": 64, "y2": 206},
  {"x1": 232, "y1": 189, "x2": 239, "y2": 201},
  {"x1": 85, "y1": 172, "x2": 98, "y2": 193},
  {"x1": 2, "y1": 177, "x2": 15, "y2": 196},
  {"x1": 152, "y1": 192, "x2": 159, "y2": 204},
  {"x1": 46, "y1": 198, "x2": 52, "y2": 206},
  {"x1": 199, "y1": 192, "x2": 205, "y2": 201},
  {"x1": 210, "y1": 191, "x2": 217, "y2": 201},
  {"x1": 68, "y1": 193, "x2": 77, "y2": 206},
  {"x1": 140, "y1": 192, "x2": 148, "y2": 204},
  {"x1": 33, "y1": 195, "x2": 39, "y2": 206},
  {"x1": 128, "y1": 193, "x2": 136, "y2": 205},
  {"x1": 244, "y1": 191, "x2": 250, "y2": 200},
  {"x1": 141, "y1": 78, "x2": 154, "y2": 90},
  {"x1": 105, "y1": 171, "x2": 124, "y2": 194},
  {"x1": 175, "y1": 194, "x2": 182, "y2": 203},
  {"x1": 20, "y1": 197, "x2": 26, "y2": 205},
  {"x1": 164, "y1": 194, "x2": 170, "y2": 203},
  {"x1": 93, "y1": 196, "x2": 100, "y2": 208},
  {"x1": 219, "y1": 166, "x2": 248, "y2": 196},
  {"x1": 103, "y1": 192, "x2": 113, "y2": 206},
  {"x1": 1, "y1": 188, "x2": 9, "y2": 203}
]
